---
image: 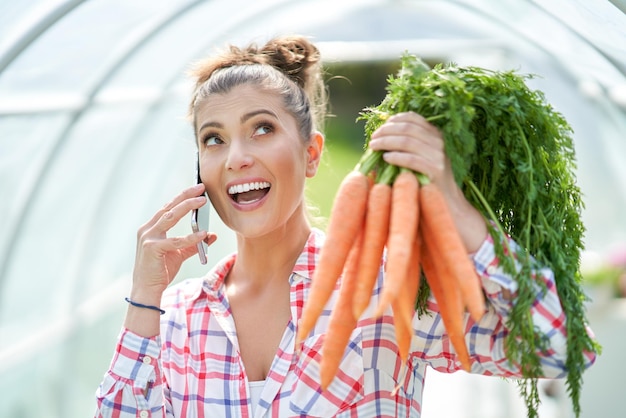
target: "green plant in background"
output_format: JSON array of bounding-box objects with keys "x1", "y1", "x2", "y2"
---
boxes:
[
  {"x1": 305, "y1": 139, "x2": 360, "y2": 227},
  {"x1": 584, "y1": 266, "x2": 625, "y2": 297},
  {"x1": 306, "y1": 61, "x2": 398, "y2": 223}
]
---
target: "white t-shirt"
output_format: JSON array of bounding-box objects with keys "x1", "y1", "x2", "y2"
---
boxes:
[{"x1": 249, "y1": 380, "x2": 265, "y2": 413}]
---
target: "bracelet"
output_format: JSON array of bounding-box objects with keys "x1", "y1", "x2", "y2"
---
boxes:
[{"x1": 125, "y1": 297, "x2": 166, "y2": 315}]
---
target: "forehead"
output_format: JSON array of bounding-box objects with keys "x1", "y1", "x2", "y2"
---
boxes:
[{"x1": 195, "y1": 84, "x2": 286, "y2": 122}]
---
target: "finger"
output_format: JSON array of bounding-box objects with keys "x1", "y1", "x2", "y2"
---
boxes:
[
  {"x1": 143, "y1": 184, "x2": 206, "y2": 229},
  {"x1": 137, "y1": 196, "x2": 208, "y2": 253},
  {"x1": 386, "y1": 112, "x2": 440, "y2": 133},
  {"x1": 179, "y1": 244, "x2": 203, "y2": 263},
  {"x1": 381, "y1": 151, "x2": 443, "y2": 179},
  {"x1": 386, "y1": 111, "x2": 426, "y2": 123},
  {"x1": 374, "y1": 112, "x2": 434, "y2": 132},
  {"x1": 369, "y1": 133, "x2": 424, "y2": 153},
  {"x1": 371, "y1": 120, "x2": 421, "y2": 140},
  {"x1": 152, "y1": 195, "x2": 208, "y2": 234},
  {"x1": 178, "y1": 232, "x2": 218, "y2": 262},
  {"x1": 204, "y1": 233, "x2": 218, "y2": 246},
  {"x1": 370, "y1": 135, "x2": 445, "y2": 171},
  {"x1": 372, "y1": 120, "x2": 439, "y2": 140},
  {"x1": 136, "y1": 185, "x2": 204, "y2": 252},
  {"x1": 370, "y1": 125, "x2": 442, "y2": 153},
  {"x1": 144, "y1": 229, "x2": 209, "y2": 256}
]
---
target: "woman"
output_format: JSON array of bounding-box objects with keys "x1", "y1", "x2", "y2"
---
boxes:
[{"x1": 95, "y1": 35, "x2": 595, "y2": 417}]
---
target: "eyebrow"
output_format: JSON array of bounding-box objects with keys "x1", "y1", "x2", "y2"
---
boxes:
[
  {"x1": 241, "y1": 109, "x2": 278, "y2": 123},
  {"x1": 197, "y1": 109, "x2": 279, "y2": 134}
]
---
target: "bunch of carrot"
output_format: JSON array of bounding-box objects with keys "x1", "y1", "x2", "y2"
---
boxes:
[
  {"x1": 296, "y1": 148, "x2": 486, "y2": 390},
  {"x1": 296, "y1": 53, "x2": 597, "y2": 418}
]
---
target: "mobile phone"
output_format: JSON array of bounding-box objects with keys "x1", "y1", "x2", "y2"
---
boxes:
[{"x1": 191, "y1": 152, "x2": 210, "y2": 264}]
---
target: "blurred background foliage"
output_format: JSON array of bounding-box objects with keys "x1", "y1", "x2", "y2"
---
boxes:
[{"x1": 306, "y1": 60, "x2": 402, "y2": 222}]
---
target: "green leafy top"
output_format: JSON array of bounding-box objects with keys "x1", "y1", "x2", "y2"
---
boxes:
[{"x1": 358, "y1": 54, "x2": 600, "y2": 418}]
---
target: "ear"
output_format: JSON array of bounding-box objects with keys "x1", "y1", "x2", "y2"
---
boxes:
[{"x1": 305, "y1": 131, "x2": 324, "y2": 178}]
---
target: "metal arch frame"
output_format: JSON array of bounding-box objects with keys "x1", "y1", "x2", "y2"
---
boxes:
[
  {"x1": 0, "y1": 0, "x2": 308, "y2": 366},
  {"x1": 533, "y1": 1, "x2": 626, "y2": 77},
  {"x1": 449, "y1": 0, "x2": 626, "y2": 81},
  {"x1": 0, "y1": 0, "x2": 208, "y2": 298},
  {"x1": 0, "y1": 0, "x2": 88, "y2": 74},
  {"x1": 58, "y1": 0, "x2": 298, "y2": 312}
]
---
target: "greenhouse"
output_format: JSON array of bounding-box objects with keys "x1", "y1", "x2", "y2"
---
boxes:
[{"x1": 1, "y1": 0, "x2": 625, "y2": 417}]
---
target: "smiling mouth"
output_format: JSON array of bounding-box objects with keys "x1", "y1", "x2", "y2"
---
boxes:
[{"x1": 228, "y1": 181, "x2": 271, "y2": 204}]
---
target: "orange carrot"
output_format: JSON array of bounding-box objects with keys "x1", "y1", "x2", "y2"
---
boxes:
[
  {"x1": 297, "y1": 170, "x2": 370, "y2": 344},
  {"x1": 401, "y1": 231, "x2": 422, "y2": 321},
  {"x1": 419, "y1": 183, "x2": 485, "y2": 322},
  {"x1": 320, "y1": 231, "x2": 363, "y2": 390},
  {"x1": 352, "y1": 182, "x2": 392, "y2": 320},
  {"x1": 421, "y1": 236, "x2": 471, "y2": 371},
  {"x1": 375, "y1": 170, "x2": 419, "y2": 317},
  {"x1": 393, "y1": 231, "x2": 422, "y2": 362},
  {"x1": 392, "y1": 297, "x2": 412, "y2": 363}
]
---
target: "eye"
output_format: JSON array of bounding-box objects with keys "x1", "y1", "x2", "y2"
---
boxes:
[
  {"x1": 202, "y1": 133, "x2": 223, "y2": 147},
  {"x1": 253, "y1": 122, "x2": 274, "y2": 137}
]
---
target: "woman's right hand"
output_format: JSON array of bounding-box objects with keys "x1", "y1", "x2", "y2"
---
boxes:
[
  {"x1": 125, "y1": 184, "x2": 217, "y2": 337},
  {"x1": 129, "y1": 183, "x2": 217, "y2": 304}
]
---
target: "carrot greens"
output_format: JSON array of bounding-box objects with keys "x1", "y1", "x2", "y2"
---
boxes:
[{"x1": 357, "y1": 53, "x2": 600, "y2": 418}]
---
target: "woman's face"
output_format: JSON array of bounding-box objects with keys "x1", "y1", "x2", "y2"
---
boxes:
[{"x1": 194, "y1": 83, "x2": 323, "y2": 238}]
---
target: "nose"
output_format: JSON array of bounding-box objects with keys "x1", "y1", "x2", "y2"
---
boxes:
[{"x1": 225, "y1": 139, "x2": 254, "y2": 171}]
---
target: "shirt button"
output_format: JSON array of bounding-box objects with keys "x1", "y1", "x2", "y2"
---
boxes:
[
  {"x1": 486, "y1": 265, "x2": 497, "y2": 275},
  {"x1": 139, "y1": 411, "x2": 149, "y2": 418},
  {"x1": 142, "y1": 356, "x2": 152, "y2": 365}
]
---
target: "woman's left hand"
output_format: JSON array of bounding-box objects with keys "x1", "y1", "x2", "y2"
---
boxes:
[
  {"x1": 368, "y1": 112, "x2": 458, "y2": 197},
  {"x1": 368, "y1": 111, "x2": 487, "y2": 252}
]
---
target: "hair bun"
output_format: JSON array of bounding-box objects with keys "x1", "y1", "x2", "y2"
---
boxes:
[
  {"x1": 261, "y1": 36, "x2": 321, "y2": 89},
  {"x1": 187, "y1": 35, "x2": 327, "y2": 130}
]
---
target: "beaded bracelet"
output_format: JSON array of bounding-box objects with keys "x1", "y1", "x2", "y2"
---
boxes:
[{"x1": 125, "y1": 297, "x2": 166, "y2": 315}]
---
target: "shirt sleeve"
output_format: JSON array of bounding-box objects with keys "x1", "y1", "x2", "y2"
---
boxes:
[
  {"x1": 417, "y1": 232, "x2": 596, "y2": 377},
  {"x1": 94, "y1": 328, "x2": 170, "y2": 418}
]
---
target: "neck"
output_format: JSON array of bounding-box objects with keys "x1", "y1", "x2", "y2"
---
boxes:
[{"x1": 229, "y1": 216, "x2": 311, "y2": 288}]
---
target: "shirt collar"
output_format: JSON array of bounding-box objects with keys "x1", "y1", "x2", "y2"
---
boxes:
[
  {"x1": 195, "y1": 227, "x2": 325, "y2": 299},
  {"x1": 291, "y1": 227, "x2": 324, "y2": 282},
  {"x1": 188, "y1": 252, "x2": 236, "y2": 301}
]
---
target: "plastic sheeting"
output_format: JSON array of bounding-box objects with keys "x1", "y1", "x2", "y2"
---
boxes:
[{"x1": 1, "y1": 1, "x2": 624, "y2": 416}]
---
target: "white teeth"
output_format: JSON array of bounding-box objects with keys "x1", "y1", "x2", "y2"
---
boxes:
[{"x1": 228, "y1": 181, "x2": 270, "y2": 195}]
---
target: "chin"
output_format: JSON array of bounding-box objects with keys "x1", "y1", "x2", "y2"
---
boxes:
[{"x1": 232, "y1": 219, "x2": 276, "y2": 239}]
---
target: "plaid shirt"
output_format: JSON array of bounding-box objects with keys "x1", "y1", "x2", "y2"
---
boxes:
[{"x1": 95, "y1": 228, "x2": 595, "y2": 418}]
